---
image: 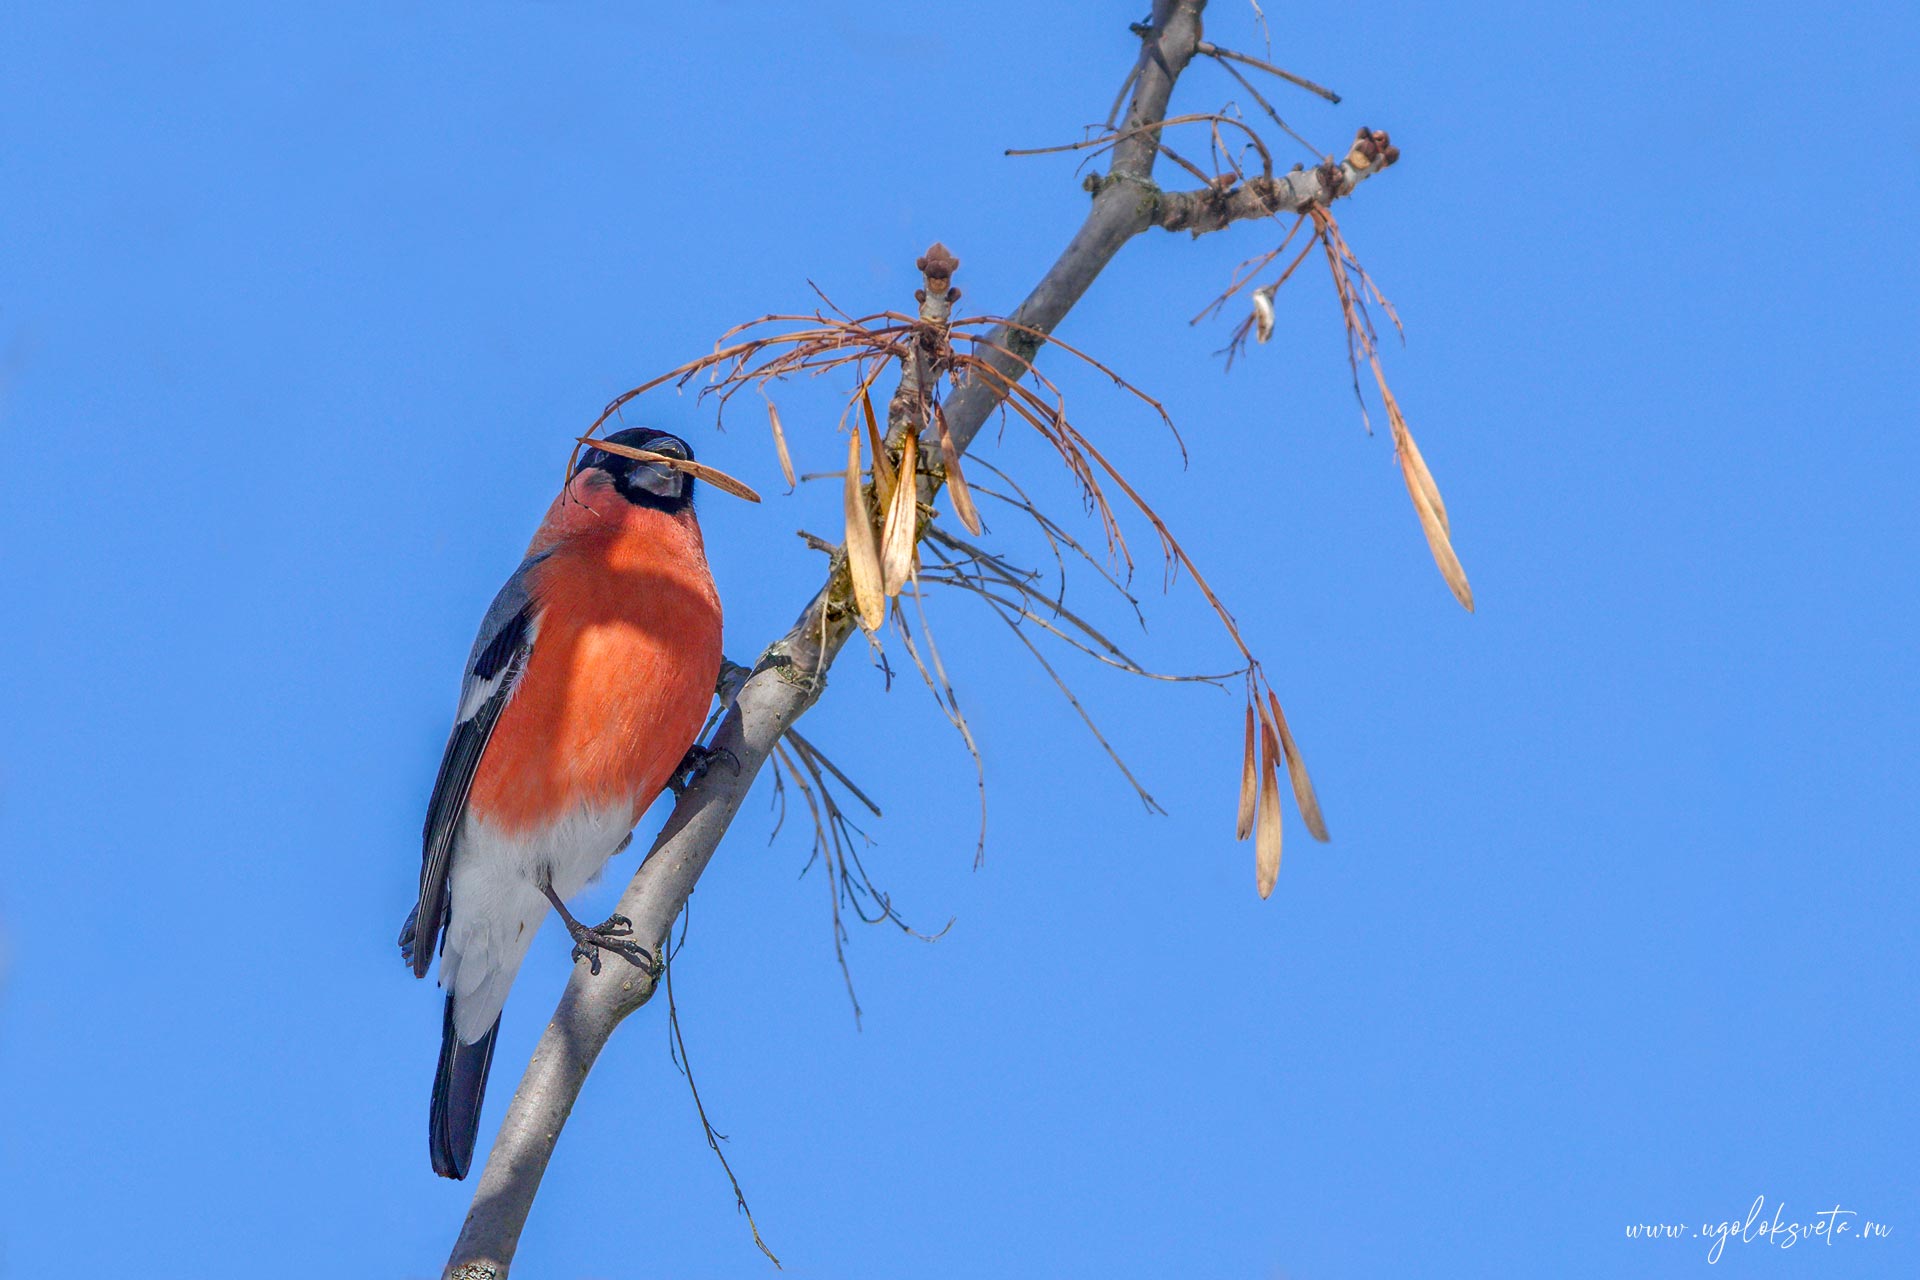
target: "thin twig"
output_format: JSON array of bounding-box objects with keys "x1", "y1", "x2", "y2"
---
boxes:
[
  {"x1": 974, "y1": 584, "x2": 1166, "y2": 814},
  {"x1": 1006, "y1": 111, "x2": 1273, "y2": 179},
  {"x1": 665, "y1": 952, "x2": 781, "y2": 1268},
  {"x1": 891, "y1": 576, "x2": 990, "y2": 865},
  {"x1": 784, "y1": 728, "x2": 883, "y2": 818},
  {"x1": 1210, "y1": 55, "x2": 1321, "y2": 160},
  {"x1": 1196, "y1": 39, "x2": 1340, "y2": 103}
]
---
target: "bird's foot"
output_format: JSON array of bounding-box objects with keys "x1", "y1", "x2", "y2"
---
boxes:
[
  {"x1": 668, "y1": 743, "x2": 740, "y2": 798},
  {"x1": 537, "y1": 879, "x2": 656, "y2": 977},
  {"x1": 564, "y1": 913, "x2": 655, "y2": 977}
]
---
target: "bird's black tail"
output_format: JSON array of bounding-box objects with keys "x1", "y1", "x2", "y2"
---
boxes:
[{"x1": 430, "y1": 996, "x2": 500, "y2": 1180}]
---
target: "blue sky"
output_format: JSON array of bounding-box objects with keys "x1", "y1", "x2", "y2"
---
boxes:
[{"x1": 3, "y1": 1, "x2": 1915, "y2": 1277}]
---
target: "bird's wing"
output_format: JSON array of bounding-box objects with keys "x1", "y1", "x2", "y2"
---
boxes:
[{"x1": 401, "y1": 554, "x2": 546, "y2": 978}]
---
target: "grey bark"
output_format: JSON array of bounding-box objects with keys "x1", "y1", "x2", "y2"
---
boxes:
[{"x1": 441, "y1": 2, "x2": 1389, "y2": 1273}]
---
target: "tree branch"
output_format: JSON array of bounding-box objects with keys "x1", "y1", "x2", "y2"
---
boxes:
[
  {"x1": 441, "y1": 3, "x2": 1392, "y2": 1273},
  {"x1": 1152, "y1": 131, "x2": 1398, "y2": 236}
]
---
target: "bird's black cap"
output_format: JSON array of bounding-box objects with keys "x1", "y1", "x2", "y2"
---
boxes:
[{"x1": 574, "y1": 427, "x2": 697, "y2": 511}]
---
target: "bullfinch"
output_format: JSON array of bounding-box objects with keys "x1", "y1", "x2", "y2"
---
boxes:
[{"x1": 399, "y1": 427, "x2": 724, "y2": 1180}]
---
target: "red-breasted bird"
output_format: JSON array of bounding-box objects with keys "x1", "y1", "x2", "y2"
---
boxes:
[{"x1": 399, "y1": 427, "x2": 723, "y2": 1180}]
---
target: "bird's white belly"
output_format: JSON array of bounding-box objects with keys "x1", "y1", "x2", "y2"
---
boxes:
[{"x1": 439, "y1": 800, "x2": 635, "y2": 1042}]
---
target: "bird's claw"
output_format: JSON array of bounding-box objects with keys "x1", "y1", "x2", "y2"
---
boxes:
[
  {"x1": 564, "y1": 915, "x2": 653, "y2": 976},
  {"x1": 668, "y1": 744, "x2": 741, "y2": 798}
]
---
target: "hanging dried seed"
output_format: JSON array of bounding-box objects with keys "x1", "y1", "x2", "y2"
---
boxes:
[
  {"x1": 843, "y1": 431, "x2": 886, "y2": 630},
  {"x1": 934, "y1": 405, "x2": 983, "y2": 535},
  {"x1": 1255, "y1": 723, "x2": 1282, "y2": 898},
  {"x1": 1236, "y1": 701, "x2": 1258, "y2": 840},
  {"x1": 1266, "y1": 689, "x2": 1328, "y2": 842},
  {"x1": 766, "y1": 400, "x2": 797, "y2": 491},
  {"x1": 1394, "y1": 418, "x2": 1448, "y2": 536},
  {"x1": 860, "y1": 383, "x2": 895, "y2": 510},
  {"x1": 880, "y1": 431, "x2": 919, "y2": 596},
  {"x1": 1398, "y1": 442, "x2": 1473, "y2": 612}
]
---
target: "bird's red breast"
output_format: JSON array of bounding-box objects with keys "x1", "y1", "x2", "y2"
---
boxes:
[{"x1": 466, "y1": 470, "x2": 723, "y2": 835}]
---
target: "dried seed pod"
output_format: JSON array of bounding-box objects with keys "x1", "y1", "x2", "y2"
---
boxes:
[
  {"x1": 1255, "y1": 723, "x2": 1282, "y2": 898},
  {"x1": 860, "y1": 384, "x2": 895, "y2": 510},
  {"x1": 1236, "y1": 702, "x2": 1258, "y2": 840},
  {"x1": 1394, "y1": 427, "x2": 1473, "y2": 611},
  {"x1": 1252, "y1": 287, "x2": 1276, "y2": 344},
  {"x1": 935, "y1": 405, "x2": 983, "y2": 535},
  {"x1": 1267, "y1": 689, "x2": 1328, "y2": 842},
  {"x1": 1393, "y1": 419, "x2": 1448, "y2": 536},
  {"x1": 766, "y1": 400, "x2": 796, "y2": 491},
  {"x1": 880, "y1": 431, "x2": 919, "y2": 595},
  {"x1": 843, "y1": 431, "x2": 886, "y2": 630},
  {"x1": 574, "y1": 437, "x2": 762, "y2": 502}
]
